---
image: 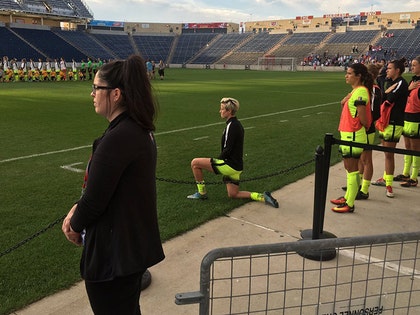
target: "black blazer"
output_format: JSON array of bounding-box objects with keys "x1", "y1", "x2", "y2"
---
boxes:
[{"x1": 71, "y1": 112, "x2": 165, "y2": 281}]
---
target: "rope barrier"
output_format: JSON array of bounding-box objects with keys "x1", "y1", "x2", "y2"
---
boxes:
[
  {"x1": 157, "y1": 157, "x2": 315, "y2": 185},
  {"x1": 0, "y1": 158, "x2": 315, "y2": 259},
  {"x1": 0, "y1": 214, "x2": 66, "y2": 259}
]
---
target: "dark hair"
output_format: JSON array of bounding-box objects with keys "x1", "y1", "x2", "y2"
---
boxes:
[
  {"x1": 96, "y1": 54, "x2": 158, "y2": 131},
  {"x1": 389, "y1": 58, "x2": 406, "y2": 75},
  {"x1": 413, "y1": 55, "x2": 420, "y2": 64},
  {"x1": 367, "y1": 63, "x2": 381, "y2": 80},
  {"x1": 349, "y1": 63, "x2": 373, "y2": 92}
]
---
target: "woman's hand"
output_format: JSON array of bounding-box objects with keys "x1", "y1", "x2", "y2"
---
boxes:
[
  {"x1": 408, "y1": 80, "x2": 420, "y2": 91},
  {"x1": 62, "y1": 204, "x2": 83, "y2": 246},
  {"x1": 341, "y1": 93, "x2": 351, "y2": 106},
  {"x1": 385, "y1": 83, "x2": 398, "y2": 94}
]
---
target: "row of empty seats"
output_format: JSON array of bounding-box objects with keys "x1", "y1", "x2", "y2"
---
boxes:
[
  {"x1": 327, "y1": 30, "x2": 379, "y2": 44},
  {"x1": 191, "y1": 33, "x2": 252, "y2": 64},
  {"x1": 1, "y1": 27, "x2": 420, "y2": 65}
]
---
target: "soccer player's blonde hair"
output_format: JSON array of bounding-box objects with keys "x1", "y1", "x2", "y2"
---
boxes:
[{"x1": 220, "y1": 97, "x2": 240, "y2": 115}]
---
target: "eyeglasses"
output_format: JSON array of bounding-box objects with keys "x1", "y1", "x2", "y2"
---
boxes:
[{"x1": 92, "y1": 84, "x2": 115, "y2": 94}]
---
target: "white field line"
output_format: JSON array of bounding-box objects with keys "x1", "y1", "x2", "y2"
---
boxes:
[
  {"x1": 0, "y1": 101, "x2": 336, "y2": 164},
  {"x1": 0, "y1": 145, "x2": 91, "y2": 163},
  {"x1": 193, "y1": 136, "x2": 209, "y2": 141},
  {"x1": 228, "y1": 215, "x2": 420, "y2": 280},
  {"x1": 340, "y1": 249, "x2": 420, "y2": 280}
]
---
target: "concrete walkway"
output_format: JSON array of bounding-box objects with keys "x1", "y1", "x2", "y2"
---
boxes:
[{"x1": 12, "y1": 146, "x2": 420, "y2": 314}]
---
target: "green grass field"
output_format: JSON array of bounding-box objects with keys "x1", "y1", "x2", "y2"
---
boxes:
[{"x1": 0, "y1": 69, "x2": 347, "y2": 314}]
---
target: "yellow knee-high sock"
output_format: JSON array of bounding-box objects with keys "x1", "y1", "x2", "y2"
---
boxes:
[
  {"x1": 411, "y1": 156, "x2": 420, "y2": 181},
  {"x1": 360, "y1": 179, "x2": 371, "y2": 194},
  {"x1": 403, "y1": 155, "x2": 412, "y2": 176},
  {"x1": 250, "y1": 192, "x2": 264, "y2": 202},
  {"x1": 385, "y1": 174, "x2": 393, "y2": 187},
  {"x1": 346, "y1": 171, "x2": 359, "y2": 207},
  {"x1": 196, "y1": 181, "x2": 206, "y2": 195}
]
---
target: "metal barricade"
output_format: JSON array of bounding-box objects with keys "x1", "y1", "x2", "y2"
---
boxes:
[
  {"x1": 175, "y1": 231, "x2": 420, "y2": 314},
  {"x1": 176, "y1": 134, "x2": 420, "y2": 314}
]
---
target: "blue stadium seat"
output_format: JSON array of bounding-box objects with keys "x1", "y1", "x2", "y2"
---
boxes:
[
  {"x1": 132, "y1": 35, "x2": 175, "y2": 62},
  {"x1": 53, "y1": 29, "x2": 115, "y2": 60},
  {"x1": 0, "y1": 26, "x2": 43, "y2": 60},
  {"x1": 11, "y1": 27, "x2": 86, "y2": 61},
  {"x1": 90, "y1": 33, "x2": 136, "y2": 60},
  {"x1": 191, "y1": 33, "x2": 252, "y2": 64},
  {"x1": 171, "y1": 33, "x2": 218, "y2": 64}
]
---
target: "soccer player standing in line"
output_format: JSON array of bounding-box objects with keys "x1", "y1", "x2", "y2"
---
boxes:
[
  {"x1": 330, "y1": 63, "x2": 373, "y2": 213},
  {"x1": 187, "y1": 97, "x2": 278, "y2": 208},
  {"x1": 393, "y1": 56, "x2": 420, "y2": 187},
  {"x1": 372, "y1": 58, "x2": 409, "y2": 197},
  {"x1": 353, "y1": 63, "x2": 383, "y2": 200}
]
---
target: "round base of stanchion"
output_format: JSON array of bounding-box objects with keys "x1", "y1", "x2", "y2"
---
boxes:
[
  {"x1": 300, "y1": 229, "x2": 337, "y2": 240},
  {"x1": 141, "y1": 269, "x2": 152, "y2": 291},
  {"x1": 296, "y1": 229, "x2": 337, "y2": 261}
]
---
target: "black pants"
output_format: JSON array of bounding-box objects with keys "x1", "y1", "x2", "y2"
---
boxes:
[{"x1": 85, "y1": 271, "x2": 145, "y2": 315}]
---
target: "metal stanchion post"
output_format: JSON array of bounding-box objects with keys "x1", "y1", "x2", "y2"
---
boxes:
[{"x1": 299, "y1": 134, "x2": 337, "y2": 261}]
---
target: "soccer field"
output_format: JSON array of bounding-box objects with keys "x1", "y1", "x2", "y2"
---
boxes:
[{"x1": 0, "y1": 69, "x2": 346, "y2": 314}]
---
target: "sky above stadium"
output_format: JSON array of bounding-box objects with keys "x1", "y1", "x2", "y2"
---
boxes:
[{"x1": 84, "y1": 0, "x2": 419, "y2": 24}]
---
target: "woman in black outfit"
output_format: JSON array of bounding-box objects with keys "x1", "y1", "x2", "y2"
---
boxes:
[{"x1": 62, "y1": 55, "x2": 164, "y2": 315}]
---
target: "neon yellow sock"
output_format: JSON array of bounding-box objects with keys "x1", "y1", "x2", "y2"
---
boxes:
[
  {"x1": 346, "y1": 170, "x2": 359, "y2": 207},
  {"x1": 385, "y1": 174, "x2": 393, "y2": 187},
  {"x1": 411, "y1": 156, "x2": 420, "y2": 180},
  {"x1": 403, "y1": 155, "x2": 412, "y2": 176},
  {"x1": 250, "y1": 192, "x2": 264, "y2": 202},
  {"x1": 360, "y1": 179, "x2": 371, "y2": 194},
  {"x1": 196, "y1": 181, "x2": 206, "y2": 195}
]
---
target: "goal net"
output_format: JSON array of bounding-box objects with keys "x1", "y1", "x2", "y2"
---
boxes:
[{"x1": 257, "y1": 56, "x2": 296, "y2": 71}]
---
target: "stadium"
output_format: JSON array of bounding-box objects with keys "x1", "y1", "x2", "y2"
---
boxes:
[
  {"x1": 1, "y1": 1, "x2": 420, "y2": 74},
  {"x1": 1, "y1": 2, "x2": 420, "y2": 314}
]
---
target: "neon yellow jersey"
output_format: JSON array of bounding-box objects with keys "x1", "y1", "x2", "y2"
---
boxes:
[
  {"x1": 348, "y1": 87, "x2": 369, "y2": 117},
  {"x1": 339, "y1": 86, "x2": 371, "y2": 132}
]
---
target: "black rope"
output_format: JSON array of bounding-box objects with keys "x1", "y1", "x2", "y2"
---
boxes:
[
  {"x1": 157, "y1": 157, "x2": 315, "y2": 185},
  {"x1": 0, "y1": 214, "x2": 66, "y2": 259},
  {"x1": 0, "y1": 158, "x2": 315, "y2": 259}
]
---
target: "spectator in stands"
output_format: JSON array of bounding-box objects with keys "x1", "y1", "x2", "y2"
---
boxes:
[
  {"x1": 158, "y1": 60, "x2": 165, "y2": 80},
  {"x1": 62, "y1": 54, "x2": 164, "y2": 315},
  {"x1": 187, "y1": 97, "x2": 279, "y2": 208},
  {"x1": 330, "y1": 63, "x2": 372, "y2": 213},
  {"x1": 372, "y1": 58, "x2": 409, "y2": 198},
  {"x1": 393, "y1": 56, "x2": 420, "y2": 187}
]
